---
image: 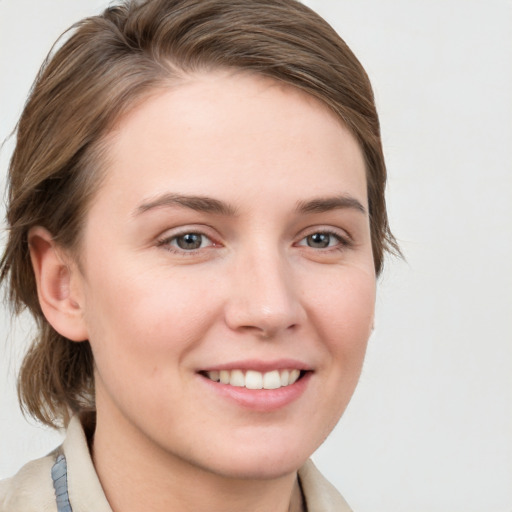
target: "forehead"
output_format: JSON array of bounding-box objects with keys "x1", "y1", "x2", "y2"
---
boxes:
[{"x1": 94, "y1": 71, "x2": 367, "y2": 213}]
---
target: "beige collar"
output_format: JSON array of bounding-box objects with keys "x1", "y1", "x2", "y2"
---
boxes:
[{"x1": 64, "y1": 415, "x2": 352, "y2": 512}]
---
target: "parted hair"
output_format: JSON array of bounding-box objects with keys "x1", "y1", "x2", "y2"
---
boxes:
[{"x1": 0, "y1": 0, "x2": 399, "y2": 428}]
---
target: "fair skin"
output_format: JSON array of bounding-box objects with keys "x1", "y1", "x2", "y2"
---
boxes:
[{"x1": 30, "y1": 71, "x2": 376, "y2": 512}]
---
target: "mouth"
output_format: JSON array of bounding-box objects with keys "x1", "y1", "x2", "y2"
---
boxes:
[
  {"x1": 200, "y1": 368, "x2": 307, "y2": 390},
  {"x1": 198, "y1": 362, "x2": 312, "y2": 411}
]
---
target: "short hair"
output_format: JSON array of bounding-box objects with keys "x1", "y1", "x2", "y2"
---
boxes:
[{"x1": 0, "y1": 0, "x2": 400, "y2": 428}]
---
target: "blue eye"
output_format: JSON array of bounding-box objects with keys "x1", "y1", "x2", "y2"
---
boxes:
[
  {"x1": 298, "y1": 232, "x2": 345, "y2": 249},
  {"x1": 307, "y1": 233, "x2": 332, "y2": 248},
  {"x1": 174, "y1": 233, "x2": 205, "y2": 250},
  {"x1": 159, "y1": 232, "x2": 214, "y2": 252}
]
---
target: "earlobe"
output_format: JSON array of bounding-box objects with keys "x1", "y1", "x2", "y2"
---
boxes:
[{"x1": 28, "y1": 227, "x2": 88, "y2": 342}]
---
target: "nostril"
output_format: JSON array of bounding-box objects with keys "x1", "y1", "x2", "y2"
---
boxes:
[
  {"x1": 240, "y1": 321, "x2": 298, "y2": 340},
  {"x1": 223, "y1": 278, "x2": 305, "y2": 337}
]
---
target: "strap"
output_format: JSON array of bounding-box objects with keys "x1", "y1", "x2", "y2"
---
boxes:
[{"x1": 51, "y1": 453, "x2": 73, "y2": 512}]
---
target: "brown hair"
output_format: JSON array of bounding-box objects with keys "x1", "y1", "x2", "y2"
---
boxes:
[{"x1": 0, "y1": 0, "x2": 400, "y2": 428}]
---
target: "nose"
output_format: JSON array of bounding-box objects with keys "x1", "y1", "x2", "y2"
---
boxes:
[{"x1": 224, "y1": 248, "x2": 305, "y2": 339}]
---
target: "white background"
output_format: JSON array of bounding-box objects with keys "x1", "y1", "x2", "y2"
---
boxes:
[{"x1": 1, "y1": 1, "x2": 511, "y2": 511}]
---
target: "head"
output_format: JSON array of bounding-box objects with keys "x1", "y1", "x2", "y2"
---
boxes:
[{"x1": 1, "y1": 0, "x2": 398, "y2": 442}]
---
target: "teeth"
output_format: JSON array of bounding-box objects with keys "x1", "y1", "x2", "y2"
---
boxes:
[
  {"x1": 204, "y1": 369, "x2": 303, "y2": 389},
  {"x1": 245, "y1": 370, "x2": 263, "y2": 389},
  {"x1": 229, "y1": 369, "x2": 245, "y2": 387},
  {"x1": 263, "y1": 370, "x2": 281, "y2": 390},
  {"x1": 289, "y1": 369, "x2": 300, "y2": 384}
]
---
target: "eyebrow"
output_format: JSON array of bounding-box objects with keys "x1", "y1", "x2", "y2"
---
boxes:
[
  {"x1": 295, "y1": 195, "x2": 367, "y2": 215},
  {"x1": 134, "y1": 193, "x2": 238, "y2": 216},
  {"x1": 134, "y1": 193, "x2": 366, "y2": 217}
]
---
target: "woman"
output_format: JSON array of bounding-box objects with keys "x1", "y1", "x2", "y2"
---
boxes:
[{"x1": 0, "y1": 0, "x2": 399, "y2": 510}]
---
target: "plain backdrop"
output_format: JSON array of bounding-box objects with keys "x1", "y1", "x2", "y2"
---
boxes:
[{"x1": 1, "y1": 1, "x2": 511, "y2": 511}]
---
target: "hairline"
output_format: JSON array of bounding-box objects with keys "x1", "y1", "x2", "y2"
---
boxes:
[{"x1": 67, "y1": 65, "x2": 368, "y2": 265}]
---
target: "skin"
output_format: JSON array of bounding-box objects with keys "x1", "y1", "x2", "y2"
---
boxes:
[{"x1": 30, "y1": 71, "x2": 376, "y2": 512}]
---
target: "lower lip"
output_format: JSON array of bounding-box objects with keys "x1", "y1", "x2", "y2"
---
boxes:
[{"x1": 199, "y1": 372, "x2": 312, "y2": 412}]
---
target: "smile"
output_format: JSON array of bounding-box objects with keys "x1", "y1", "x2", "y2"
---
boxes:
[{"x1": 203, "y1": 369, "x2": 303, "y2": 390}]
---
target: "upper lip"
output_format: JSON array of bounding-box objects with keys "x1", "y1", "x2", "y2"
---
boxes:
[{"x1": 198, "y1": 359, "x2": 313, "y2": 373}]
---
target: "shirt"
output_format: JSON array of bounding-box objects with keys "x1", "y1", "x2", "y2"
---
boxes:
[{"x1": 0, "y1": 416, "x2": 352, "y2": 511}]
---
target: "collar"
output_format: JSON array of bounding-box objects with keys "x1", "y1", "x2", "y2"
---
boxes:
[{"x1": 57, "y1": 415, "x2": 351, "y2": 512}]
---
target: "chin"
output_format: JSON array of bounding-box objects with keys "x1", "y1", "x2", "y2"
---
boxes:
[
  {"x1": 191, "y1": 432, "x2": 318, "y2": 481},
  {"x1": 205, "y1": 453, "x2": 308, "y2": 481}
]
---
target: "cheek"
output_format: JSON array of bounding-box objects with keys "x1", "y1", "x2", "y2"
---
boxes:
[
  {"x1": 82, "y1": 270, "x2": 216, "y2": 416},
  {"x1": 308, "y1": 271, "x2": 375, "y2": 414},
  {"x1": 82, "y1": 265, "x2": 218, "y2": 369},
  {"x1": 309, "y1": 268, "x2": 375, "y2": 359},
  {"x1": 305, "y1": 269, "x2": 375, "y2": 441}
]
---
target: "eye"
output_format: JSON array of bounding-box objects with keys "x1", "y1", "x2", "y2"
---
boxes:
[
  {"x1": 174, "y1": 233, "x2": 206, "y2": 250},
  {"x1": 158, "y1": 232, "x2": 215, "y2": 252},
  {"x1": 297, "y1": 231, "x2": 347, "y2": 249}
]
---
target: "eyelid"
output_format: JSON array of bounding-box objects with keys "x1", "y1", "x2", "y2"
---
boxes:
[
  {"x1": 295, "y1": 226, "x2": 354, "y2": 249},
  {"x1": 156, "y1": 225, "x2": 222, "y2": 254}
]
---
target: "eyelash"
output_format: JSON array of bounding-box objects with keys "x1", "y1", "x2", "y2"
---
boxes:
[
  {"x1": 156, "y1": 231, "x2": 217, "y2": 255},
  {"x1": 296, "y1": 229, "x2": 352, "y2": 252},
  {"x1": 157, "y1": 228, "x2": 352, "y2": 256}
]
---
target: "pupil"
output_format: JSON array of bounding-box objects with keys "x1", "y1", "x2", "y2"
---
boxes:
[
  {"x1": 177, "y1": 233, "x2": 202, "y2": 250},
  {"x1": 308, "y1": 233, "x2": 329, "y2": 248}
]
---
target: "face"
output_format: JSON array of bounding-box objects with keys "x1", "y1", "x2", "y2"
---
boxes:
[{"x1": 72, "y1": 71, "x2": 376, "y2": 479}]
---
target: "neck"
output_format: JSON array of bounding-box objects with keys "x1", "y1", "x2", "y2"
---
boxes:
[{"x1": 91, "y1": 408, "x2": 304, "y2": 512}]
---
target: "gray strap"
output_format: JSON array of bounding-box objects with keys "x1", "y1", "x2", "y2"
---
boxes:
[{"x1": 51, "y1": 453, "x2": 73, "y2": 512}]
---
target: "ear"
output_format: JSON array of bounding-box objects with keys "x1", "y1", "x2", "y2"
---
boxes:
[{"x1": 28, "y1": 226, "x2": 88, "y2": 342}]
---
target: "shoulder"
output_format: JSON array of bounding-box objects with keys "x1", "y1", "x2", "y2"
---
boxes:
[
  {"x1": 0, "y1": 415, "x2": 111, "y2": 512},
  {"x1": 298, "y1": 459, "x2": 353, "y2": 512},
  {"x1": 0, "y1": 451, "x2": 58, "y2": 512}
]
